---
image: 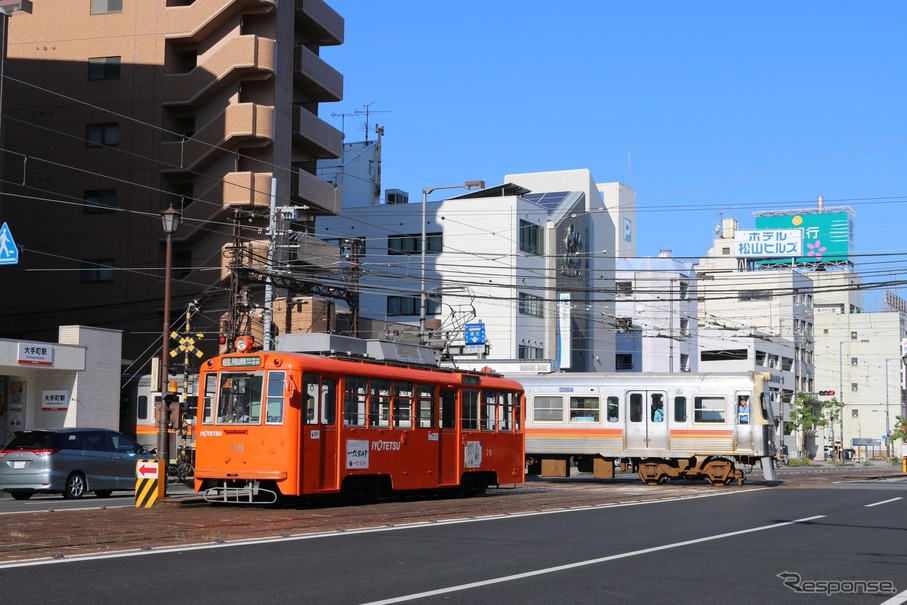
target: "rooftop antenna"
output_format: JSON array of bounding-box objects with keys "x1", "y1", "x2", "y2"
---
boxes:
[
  {"x1": 355, "y1": 102, "x2": 389, "y2": 142},
  {"x1": 330, "y1": 110, "x2": 358, "y2": 140}
]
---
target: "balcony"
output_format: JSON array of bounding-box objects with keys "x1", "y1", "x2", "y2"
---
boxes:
[
  {"x1": 165, "y1": 0, "x2": 277, "y2": 44},
  {"x1": 176, "y1": 171, "x2": 273, "y2": 238},
  {"x1": 294, "y1": 43, "x2": 343, "y2": 102},
  {"x1": 295, "y1": 0, "x2": 343, "y2": 45},
  {"x1": 161, "y1": 103, "x2": 274, "y2": 172},
  {"x1": 291, "y1": 166, "x2": 339, "y2": 215},
  {"x1": 293, "y1": 105, "x2": 342, "y2": 159},
  {"x1": 165, "y1": 35, "x2": 276, "y2": 107}
]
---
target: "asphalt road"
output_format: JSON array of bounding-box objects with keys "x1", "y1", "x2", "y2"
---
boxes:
[{"x1": 1, "y1": 471, "x2": 905, "y2": 604}]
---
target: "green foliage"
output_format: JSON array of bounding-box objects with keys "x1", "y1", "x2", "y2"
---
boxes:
[
  {"x1": 787, "y1": 457, "x2": 811, "y2": 467},
  {"x1": 789, "y1": 394, "x2": 842, "y2": 433},
  {"x1": 890, "y1": 415, "x2": 907, "y2": 443}
]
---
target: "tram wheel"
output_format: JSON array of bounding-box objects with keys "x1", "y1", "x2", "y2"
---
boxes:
[{"x1": 703, "y1": 460, "x2": 733, "y2": 486}]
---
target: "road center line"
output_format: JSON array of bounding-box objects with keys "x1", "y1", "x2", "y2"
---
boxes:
[
  {"x1": 865, "y1": 497, "x2": 903, "y2": 508},
  {"x1": 360, "y1": 515, "x2": 826, "y2": 605}
]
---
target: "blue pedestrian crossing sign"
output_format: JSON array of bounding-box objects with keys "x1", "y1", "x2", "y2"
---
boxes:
[
  {"x1": 0, "y1": 222, "x2": 19, "y2": 265},
  {"x1": 465, "y1": 323, "x2": 486, "y2": 345}
]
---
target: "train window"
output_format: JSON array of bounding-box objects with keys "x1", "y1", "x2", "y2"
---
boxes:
[
  {"x1": 481, "y1": 391, "x2": 497, "y2": 431},
  {"x1": 694, "y1": 397, "x2": 726, "y2": 423},
  {"x1": 629, "y1": 393, "x2": 643, "y2": 422},
  {"x1": 499, "y1": 391, "x2": 515, "y2": 431},
  {"x1": 344, "y1": 376, "x2": 367, "y2": 427},
  {"x1": 650, "y1": 394, "x2": 665, "y2": 422},
  {"x1": 606, "y1": 397, "x2": 619, "y2": 422},
  {"x1": 532, "y1": 396, "x2": 563, "y2": 422},
  {"x1": 440, "y1": 389, "x2": 456, "y2": 429},
  {"x1": 217, "y1": 372, "x2": 263, "y2": 424},
  {"x1": 202, "y1": 374, "x2": 216, "y2": 423},
  {"x1": 462, "y1": 390, "x2": 479, "y2": 430},
  {"x1": 303, "y1": 373, "x2": 319, "y2": 425},
  {"x1": 265, "y1": 371, "x2": 285, "y2": 424},
  {"x1": 322, "y1": 378, "x2": 337, "y2": 425},
  {"x1": 416, "y1": 384, "x2": 435, "y2": 428},
  {"x1": 569, "y1": 397, "x2": 599, "y2": 422},
  {"x1": 393, "y1": 382, "x2": 414, "y2": 428},
  {"x1": 673, "y1": 396, "x2": 687, "y2": 422},
  {"x1": 369, "y1": 379, "x2": 392, "y2": 428}
]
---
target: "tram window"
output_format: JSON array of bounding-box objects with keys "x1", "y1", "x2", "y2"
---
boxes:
[
  {"x1": 694, "y1": 396, "x2": 726, "y2": 423},
  {"x1": 569, "y1": 396, "x2": 599, "y2": 422},
  {"x1": 217, "y1": 372, "x2": 263, "y2": 424},
  {"x1": 369, "y1": 379, "x2": 391, "y2": 428},
  {"x1": 481, "y1": 391, "x2": 497, "y2": 431},
  {"x1": 606, "y1": 396, "x2": 619, "y2": 422},
  {"x1": 462, "y1": 390, "x2": 479, "y2": 430},
  {"x1": 440, "y1": 389, "x2": 456, "y2": 429},
  {"x1": 393, "y1": 382, "x2": 413, "y2": 428},
  {"x1": 499, "y1": 391, "x2": 514, "y2": 431},
  {"x1": 322, "y1": 378, "x2": 337, "y2": 426},
  {"x1": 202, "y1": 374, "x2": 217, "y2": 423},
  {"x1": 416, "y1": 384, "x2": 435, "y2": 428},
  {"x1": 650, "y1": 394, "x2": 664, "y2": 423},
  {"x1": 344, "y1": 376, "x2": 367, "y2": 427},
  {"x1": 629, "y1": 393, "x2": 643, "y2": 422},
  {"x1": 303, "y1": 373, "x2": 319, "y2": 425},
  {"x1": 266, "y1": 371, "x2": 285, "y2": 424},
  {"x1": 673, "y1": 396, "x2": 687, "y2": 422},
  {"x1": 533, "y1": 396, "x2": 563, "y2": 422}
]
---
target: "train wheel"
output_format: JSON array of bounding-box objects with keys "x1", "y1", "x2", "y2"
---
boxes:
[
  {"x1": 638, "y1": 462, "x2": 666, "y2": 486},
  {"x1": 703, "y1": 460, "x2": 733, "y2": 486}
]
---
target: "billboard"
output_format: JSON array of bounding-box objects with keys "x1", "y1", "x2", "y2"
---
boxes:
[
  {"x1": 754, "y1": 210, "x2": 852, "y2": 264},
  {"x1": 734, "y1": 229, "x2": 802, "y2": 258}
]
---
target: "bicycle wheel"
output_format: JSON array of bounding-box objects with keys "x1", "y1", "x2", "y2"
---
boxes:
[{"x1": 167, "y1": 463, "x2": 181, "y2": 485}]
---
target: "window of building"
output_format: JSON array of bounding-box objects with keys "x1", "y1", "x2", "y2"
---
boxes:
[
  {"x1": 679, "y1": 354, "x2": 690, "y2": 372},
  {"x1": 387, "y1": 296, "x2": 440, "y2": 316},
  {"x1": 388, "y1": 234, "x2": 441, "y2": 255},
  {"x1": 851, "y1": 357, "x2": 858, "y2": 366},
  {"x1": 84, "y1": 189, "x2": 116, "y2": 213},
  {"x1": 88, "y1": 56, "x2": 121, "y2": 80},
  {"x1": 90, "y1": 0, "x2": 122, "y2": 14},
  {"x1": 86, "y1": 123, "x2": 119, "y2": 147},
  {"x1": 700, "y1": 349, "x2": 748, "y2": 362},
  {"x1": 616, "y1": 281, "x2": 632, "y2": 296},
  {"x1": 81, "y1": 259, "x2": 114, "y2": 283},
  {"x1": 518, "y1": 345, "x2": 544, "y2": 360},
  {"x1": 519, "y1": 220, "x2": 542, "y2": 255},
  {"x1": 851, "y1": 383, "x2": 859, "y2": 392},
  {"x1": 739, "y1": 290, "x2": 771, "y2": 301},
  {"x1": 518, "y1": 292, "x2": 544, "y2": 317},
  {"x1": 172, "y1": 249, "x2": 192, "y2": 280},
  {"x1": 615, "y1": 317, "x2": 633, "y2": 332},
  {"x1": 615, "y1": 354, "x2": 633, "y2": 370},
  {"x1": 678, "y1": 281, "x2": 689, "y2": 300}
]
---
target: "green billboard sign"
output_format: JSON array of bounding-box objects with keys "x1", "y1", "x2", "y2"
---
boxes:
[{"x1": 754, "y1": 210, "x2": 852, "y2": 264}]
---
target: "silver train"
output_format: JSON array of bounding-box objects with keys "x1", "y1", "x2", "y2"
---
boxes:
[{"x1": 516, "y1": 371, "x2": 778, "y2": 485}]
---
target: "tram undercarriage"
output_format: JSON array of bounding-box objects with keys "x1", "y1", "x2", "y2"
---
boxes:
[{"x1": 527, "y1": 454, "x2": 756, "y2": 486}]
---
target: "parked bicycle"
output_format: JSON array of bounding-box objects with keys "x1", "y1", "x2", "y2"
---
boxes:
[{"x1": 167, "y1": 448, "x2": 195, "y2": 485}]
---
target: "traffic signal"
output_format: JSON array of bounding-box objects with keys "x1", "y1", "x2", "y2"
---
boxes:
[{"x1": 818, "y1": 390, "x2": 836, "y2": 397}]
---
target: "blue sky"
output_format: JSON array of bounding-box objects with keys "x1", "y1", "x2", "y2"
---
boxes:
[{"x1": 326, "y1": 1, "x2": 907, "y2": 310}]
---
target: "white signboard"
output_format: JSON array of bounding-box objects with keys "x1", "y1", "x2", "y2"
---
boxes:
[
  {"x1": 346, "y1": 439, "x2": 369, "y2": 469},
  {"x1": 17, "y1": 343, "x2": 54, "y2": 366},
  {"x1": 734, "y1": 229, "x2": 802, "y2": 258},
  {"x1": 41, "y1": 390, "x2": 70, "y2": 410},
  {"x1": 558, "y1": 293, "x2": 571, "y2": 369}
]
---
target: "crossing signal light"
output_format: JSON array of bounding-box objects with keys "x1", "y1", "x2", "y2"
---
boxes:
[{"x1": 818, "y1": 390, "x2": 836, "y2": 397}]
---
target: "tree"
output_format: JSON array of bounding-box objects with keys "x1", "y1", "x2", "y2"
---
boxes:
[
  {"x1": 890, "y1": 415, "x2": 907, "y2": 444},
  {"x1": 789, "y1": 394, "x2": 842, "y2": 458}
]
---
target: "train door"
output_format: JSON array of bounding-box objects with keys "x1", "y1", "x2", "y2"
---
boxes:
[
  {"x1": 735, "y1": 391, "x2": 754, "y2": 452},
  {"x1": 625, "y1": 391, "x2": 669, "y2": 451},
  {"x1": 301, "y1": 374, "x2": 339, "y2": 492},
  {"x1": 438, "y1": 388, "x2": 459, "y2": 485}
]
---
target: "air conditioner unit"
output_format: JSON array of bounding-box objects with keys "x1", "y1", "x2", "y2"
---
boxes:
[{"x1": 386, "y1": 189, "x2": 409, "y2": 205}]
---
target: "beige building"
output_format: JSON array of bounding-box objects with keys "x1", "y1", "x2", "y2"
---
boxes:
[{"x1": 0, "y1": 0, "x2": 345, "y2": 371}]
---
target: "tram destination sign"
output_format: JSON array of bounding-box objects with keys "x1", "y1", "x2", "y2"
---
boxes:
[{"x1": 222, "y1": 356, "x2": 262, "y2": 367}]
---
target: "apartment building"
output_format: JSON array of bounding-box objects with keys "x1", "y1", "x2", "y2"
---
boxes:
[{"x1": 0, "y1": 0, "x2": 345, "y2": 370}]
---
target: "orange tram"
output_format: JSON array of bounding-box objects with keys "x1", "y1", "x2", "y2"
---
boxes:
[{"x1": 193, "y1": 334, "x2": 525, "y2": 503}]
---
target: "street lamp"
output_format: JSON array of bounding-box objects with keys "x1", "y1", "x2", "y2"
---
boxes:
[
  {"x1": 838, "y1": 340, "x2": 845, "y2": 459},
  {"x1": 885, "y1": 358, "x2": 895, "y2": 458},
  {"x1": 419, "y1": 180, "x2": 484, "y2": 345},
  {"x1": 158, "y1": 205, "x2": 181, "y2": 480}
]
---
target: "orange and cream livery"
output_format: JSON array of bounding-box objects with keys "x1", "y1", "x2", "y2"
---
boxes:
[
  {"x1": 518, "y1": 372, "x2": 777, "y2": 485},
  {"x1": 193, "y1": 334, "x2": 524, "y2": 503}
]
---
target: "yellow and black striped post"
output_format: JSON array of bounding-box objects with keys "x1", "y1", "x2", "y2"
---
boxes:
[{"x1": 135, "y1": 459, "x2": 160, "y2": 508}]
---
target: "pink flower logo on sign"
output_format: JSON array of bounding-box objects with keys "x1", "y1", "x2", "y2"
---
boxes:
[{"x1": 806, "y1": 239, "x2": 827, "y2": 261}]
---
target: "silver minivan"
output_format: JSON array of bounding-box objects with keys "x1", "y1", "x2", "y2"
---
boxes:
[{"x1": 0, "y1": 428, "x2": 150, "y2": 499}]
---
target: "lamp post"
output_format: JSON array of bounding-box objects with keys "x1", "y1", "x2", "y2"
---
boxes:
[
  {"x1": 158, "y1": 205, "x2": 181, "y2": 480},
  {"x1": 885, "y1": 358, "x2": 894, "y2": 458},
  {"x1": 419, "y1": 180, "x2": 484, "y2": 345}
]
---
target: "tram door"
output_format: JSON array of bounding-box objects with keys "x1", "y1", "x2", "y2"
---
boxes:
[
  {"x1": 626, "y1": 391, "x2": 669, "y2": 451},
  {"x1": 437, "y1": 388, "x2": 459, "y2": 485},
  {"x1": 735, "y1": 391, "x2": 754, "y2": 452},
  {"x1": 302, "y1": 374, "x2": 339, "y2": 492}
]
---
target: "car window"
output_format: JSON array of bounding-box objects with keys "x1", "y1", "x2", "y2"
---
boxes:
[
  {"x1": 55, "y1": 432, "x2": 84, "y2": 451},
  {"x1": 110, "y1": 433, "x2": 142, "y2": 454},
  {"x1": 83, "y1": 431, "x2": 113, "y2": 452},
  {"x1": 4, "y1": 431, "x2": 55, "y2": 450}
]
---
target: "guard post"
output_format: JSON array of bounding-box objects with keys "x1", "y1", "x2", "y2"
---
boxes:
[{"x1": 135, "y1": 459, "x2": 160, "y2": 508}]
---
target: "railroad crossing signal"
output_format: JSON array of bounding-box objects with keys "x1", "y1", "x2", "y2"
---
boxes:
[{"x1": 170, "y1": 331, "x2": 204, "y2": 359}]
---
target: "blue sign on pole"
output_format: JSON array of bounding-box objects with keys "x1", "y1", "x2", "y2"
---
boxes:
[
  {"x1": 464, "y1": 323, "x2": 486, "y2": 345},
  {"x1": 0, "y1": 222, "x2": 19, "y2": 265}
]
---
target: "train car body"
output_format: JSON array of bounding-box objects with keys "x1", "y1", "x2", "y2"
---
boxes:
[
  {"x1": 518, "y1": 372, "x2": 777, "y2": 485},
  {"x1": 193, "y1": 336, "x2": 525, "y2": 503},
  {"x1": 126, "y1": 373, "x2": 196, "y2": 458}
]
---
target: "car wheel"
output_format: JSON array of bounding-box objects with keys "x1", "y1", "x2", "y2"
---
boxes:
[
  {"x1": 63, "y1": 472, "x2": 86, "y2": 499},
  {"x1": 10, "y1": 492, "x2": 32, "y2": 500},
  {"x1": 94, "y1": 490, "x2": 113, "y2": 498}
]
